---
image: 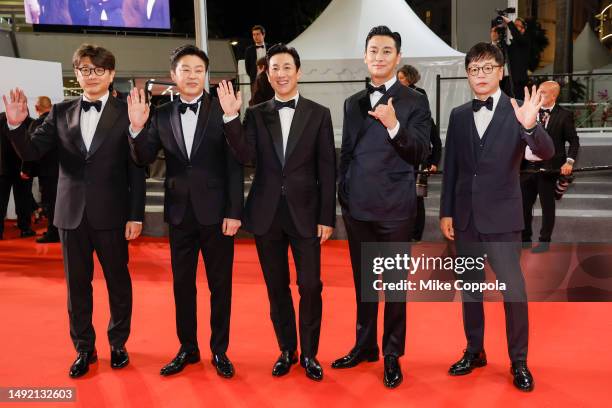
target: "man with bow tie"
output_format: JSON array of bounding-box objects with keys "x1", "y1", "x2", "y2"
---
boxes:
[
  {"x1": 3, "y1": 44, "x2": 146, "y2": 378},
  {"x1": 440, "y1": 43, "x2": 553, "y2": 392},
  {"x1": 332, "y1": 26, "x2": 431, "y2": 389},
  {"x1": 218, "y1": 43, "x2": 336, "y2": 382},
  {"x1": 245, "y1": 25, "x2": 268, "y2": 92},
  {"x1": 521, "y1": 81, "x2": 579, "y2": 253},
  {"x1": 127, "y1": 44, "x2": 243, "y2": 378}
]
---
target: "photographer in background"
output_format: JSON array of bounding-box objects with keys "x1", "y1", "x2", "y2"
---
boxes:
[{"x1": 491, "y1": 15, "x2": 529, "y2": 100}]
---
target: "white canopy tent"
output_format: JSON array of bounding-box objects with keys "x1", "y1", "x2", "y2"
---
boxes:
[{"x1": 238, "y1": 0, "x2": 470, "y2": 140}]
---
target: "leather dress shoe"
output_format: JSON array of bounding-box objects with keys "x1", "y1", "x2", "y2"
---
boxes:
[
  {"x1": 69, "y1": 349, "x2": 98, "y2": 378},
  {"x1": 36, "y1": 232, "x2": 60, "y2": 243},
  {"x1": 449, "y1": 350, "x2": 487, "y2": 376},
  {"x1": 383, "y1": 355, "x2": 402, "y2": 388},
  {"x1": 511, "y1": 361, "x2": 534, "y2": 392},
  {"x1": 110, "y1": 346, "x2": 129, "y2": 369},
  {"x1": 211, "y1": 353, "x2": 235, "y2": 378},
  {"x1": 531, "y1": 242, "x2": 550, "y2": 253},
  {"x1": 300, "y1": 356, "x2": 323, "y2": 381},
  {"x1": 272, "y1": 351, "x2": 298, "y2": 377},
  {"x1": 20, "y1": 229, "x2": 36, "y2": 238},
  {"x1": 331, "y1": 348, "x2": 379, "y2": 369},
  {"x1": 160, "y1": 350, "x2": 200, "y2": 376}
]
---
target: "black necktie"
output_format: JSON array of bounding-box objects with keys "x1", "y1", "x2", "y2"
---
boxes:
[
  {"x1": 81, "y1": 100, "x2": 102, "y2": 113},
  {"x1": 472, "y1": 97, "x2": 493, "y2": 112},
  {"x1": 366, "y1": 83, "x2": 386, "y2": 94},
  {"x1": 179, "y1": 100, "x2": 200, "y2": 114},
  {"x1": 274, "y1": 99, "x2": 295, "y2": 111}
]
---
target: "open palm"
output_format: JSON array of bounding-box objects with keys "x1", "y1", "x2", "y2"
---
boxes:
[
  {"x1": 217, "y1": 80, "x2": 242, "y2": 116},
  {"x1": 2, "y1": 88, "x2": 29, "y2": 126},
  {"x1": 510, "y1": 85, "x2": 544, "y2": 129}
]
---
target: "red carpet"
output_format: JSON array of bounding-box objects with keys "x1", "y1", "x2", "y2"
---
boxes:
[{"x1": 0, "y1": 221, "x2": 610, "y2": 407}]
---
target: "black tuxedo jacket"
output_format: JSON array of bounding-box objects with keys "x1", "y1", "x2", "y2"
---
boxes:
[
  {"x1": 1, "y1": 113, "x2": 34, "y2": 177},
  {"x1": 142, "y1": 0, "x2": 169, "y2": 28},
  {"x1": 129, "y1": 95, "x2": 243, "y2": 226},
  {"x1": 522, "y1": 104, "x2": 579, "y2": 170},
  {"x1": 223, "y1": 97, "x2": 336, "y2": 237},
  {"x1": 244, "y1": 43, "x2": 267, "y2": 83},
  {"x1": 440, "y1": 92, "x2": 555, "y2": 234},
  {"x1": 8, "y1": 96, "x2": 145, "y2": 230},
  {"x1": 338, "y1": 82, "x2": 431, "y2": 221}
]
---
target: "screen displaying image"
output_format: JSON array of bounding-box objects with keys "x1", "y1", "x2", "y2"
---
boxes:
[{"x1": 24, "y1": 0, "x2": 171, "y2": 30}]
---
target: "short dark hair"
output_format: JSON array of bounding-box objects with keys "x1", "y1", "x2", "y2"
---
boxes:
[
  {"x1": 465, "y1": 42, "x2": 505, "y2": 70},
  {"x1": 365, "y1": 25, "x2": 401, "y2": 53},
  {"x1": 256, "y1": 57, "x2": 267, "y2": 69},
  {"x1": 398, "y1": 65, "x2": 420, "y2": 84},
  {"x1": 266, "y1": 43, "x2": 301, "y2": 70},
  {"x1": 72, "y1": 44, "x2": 115, "y2": 70},
  {"x1": 252, "y1": 25, "x2": 265, "y2": 35},
  {"x1": 170, "y1": 44, "x2": 209, "y2": 71}
]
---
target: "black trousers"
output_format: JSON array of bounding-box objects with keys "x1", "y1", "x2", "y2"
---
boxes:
[
  {"x1": 254, "y1": 196, "x2": 322, "y2": 357},
  {"x1": 0, "y1": 174, "x2": 33, "y2": 235},
  {"x1": 39, "y1": 174, "x2": 59, "y2": 237},
  {"x1": 454, "y1": 213, "x2": 529, "y2": 363},
  {"x1": 342, "y1": 210, "x2": 413, "y2": 357},
  {"x1": 168, "y1": 203, "x2": 234, "y2": 354},
  {"x1": 59, "y1": 215, "x2": 132, "y2": 352},
  {"x1": 521, "y1": 169, "x2": 556, "y2": 243},
  {"x1": 414, "y1": 196, "x2": 426, "y2": 241}
]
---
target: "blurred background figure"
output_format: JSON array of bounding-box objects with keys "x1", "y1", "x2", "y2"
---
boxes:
[
  {"x1": 249, "y1": 57, "x2": 274, "y2": 106},
  {"x1": 244, "y1": 25, "x2": 267, "y2": 93},
  {"x1": 24, "y1": 0, "x2": 41, "y2": 24}
]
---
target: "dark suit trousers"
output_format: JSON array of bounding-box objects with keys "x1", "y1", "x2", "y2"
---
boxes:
[
  {"x1": 342, "y1": 210, "x2": 413, "y2": 357},
  {"x1": 0, "y1": 174, "x2": 33, "y2": 234},
  {"x1": 414, "y1": 196, "x2": 426, "y2": 241},
  {"x1": 254, "y1": 196, "x2": 322, "y2": 357},
  {"x1": 454, "y1": 213, "x2": 529, "y2": 362},
  {"x1": 39, "y1": 174, "x2": 59, "y2": 237},
  {"x1": 521, "y1": 170, "x2": 556, "y2": 242},
  {"x1": 168, "y1": 202, "x2": 233, "y2": 354},
  {"x1": 59, "y1": 215, "x2": 132, "y2": 352}
]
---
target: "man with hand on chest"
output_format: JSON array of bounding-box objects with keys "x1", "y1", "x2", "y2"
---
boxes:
[
  {"x1": 127, "y1": 44, "x2": 243, "y2": 378},
  {"x1": 3, "y1": 44, "x2": 146, "y2": 378},
  {"x1": 217, "y1": 43, "x2": 336, "y2": 382}
]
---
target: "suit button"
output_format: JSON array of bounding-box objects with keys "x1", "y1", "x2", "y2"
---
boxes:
[{"x1": 474, "y1": 173, "x2": 477, "y2": 176}]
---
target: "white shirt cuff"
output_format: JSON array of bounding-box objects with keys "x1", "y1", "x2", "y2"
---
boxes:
[
  {"x1": 387, "y1": 121, "x2": 400, "y2": 139},
  {"x1": 129, "y1": 126, "x2": 142, "y2": 138},
  {"x1": 7, "y1": 122, "x2": 22, "y2": 131},
  {"x1": 223, "y1": 114, "x2": 239, "y2": 123},
  {"x1": 130, "y1": 221, "x2": 143, "y2": 224}
]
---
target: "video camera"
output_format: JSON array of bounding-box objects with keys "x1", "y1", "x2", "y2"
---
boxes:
[{"x1": 492, "y1": 7, "x2": 516, "y2": 27}]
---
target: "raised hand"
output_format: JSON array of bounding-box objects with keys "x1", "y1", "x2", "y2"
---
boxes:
[
  {"x1": 127, "y1": 88, "x2": 150, "y2": 132},
  {"x1": 2, "y1": 88, "x2": 29, "y2": 126},
  {"x1": 217, "y1": 80, "x2": 242, "y2": 116},
  {"x1": 510, "y1": 85, "x2": 543, "y2": 130},
  {"x1": 368, "y1": 97, "x2": 398, "y2": 130}
]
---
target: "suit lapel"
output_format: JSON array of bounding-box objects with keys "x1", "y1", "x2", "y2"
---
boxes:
[
  {"x1": 169, "y1": 99, "x2": 189, "y2": 161},
  {"x1": 359, "y1": 81, "x2": 402, "y2": 136},
  {"x1": 65, "y1": 100, "x2": 87, "y2": 157},
  {"x1": 261, "y1": 99, "x2": 284, "y2": 165},
  {"x1": 545, "y1": 105, "x2": 560, "y2": 135},
  {"x1": 87, "y1": 96, "x2": 118, "y2": 158},
  {"x1": 189, "y1": 93, "x2": 212, "y2": 157},
  {"x1": 284, "y1": 97, "x2": 313, "y2": 164}
]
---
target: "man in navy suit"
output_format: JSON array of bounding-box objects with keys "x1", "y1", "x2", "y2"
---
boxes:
[
  {"x1": 440, "y1": 42, "x2": 554, "y2": 392},
  {"x1": 332, "y1": 26, "x2": 431, "y2": 389}
]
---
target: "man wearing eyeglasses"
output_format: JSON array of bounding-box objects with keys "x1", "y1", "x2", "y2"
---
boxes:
[
  {"x1": 3, "y1": 44, "x2": 145, "y2": 379},
  {"x1": 439, "y1": 42, "x2": 553, "y2": 392}
]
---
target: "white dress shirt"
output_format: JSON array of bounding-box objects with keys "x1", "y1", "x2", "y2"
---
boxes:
[
  {"x1": 369, "y1": 76, "x2": 400, "y2": 138},
  {"x1": 473, "y1": 87, "x2": 501, "y2": 138},
  {"x1": 81, "y1": 92, "x2": 110, "y2": 151},
  {"x1": 255, "y1": 44, "x2": 266, "y2": 60},
  {"x1": 179, "y1": 93, "x2": 203, "y2": 159},
  {"x1": 275, "y1": 94, "x2": 299, "y2": 154},
  {"x1": 146, "y1": 0, "x2": 156, "y2": 20}
]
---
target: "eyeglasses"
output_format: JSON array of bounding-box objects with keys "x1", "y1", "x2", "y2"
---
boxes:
[
  {"x1": 75, "y1": 66, "x2": 107, "y2": 76},
  {"x1": 467, "y1": 64, "x2": 502, "y2": 76}
]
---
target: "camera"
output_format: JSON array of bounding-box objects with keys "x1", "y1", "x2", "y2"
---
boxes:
[{"x1": 492, "y1": 7, "x2": 516, "y2": 26}]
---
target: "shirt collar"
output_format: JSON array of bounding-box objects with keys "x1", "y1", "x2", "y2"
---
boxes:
[
  {"x1": 180, "y1": 93, "x2": 203, "y2": 105},
  {"x1": 274, "y1": 92, "x2": 299, "y2": 105},
  {"x1": 542, "y1": 104, "x2": 555, "y2": 111},
  {"x1": 82, "y1": 91, "x2": 110, "y2": 108},
  {"x1": 370, "y1": 76, "x2": 397, "y2": 94},
  {"x1": 473, "y1": 87, "x2": 501, "y2": 113}
]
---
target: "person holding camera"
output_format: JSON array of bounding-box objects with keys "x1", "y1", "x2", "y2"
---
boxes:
[{"x1": 491, "y1": 16, "x2": 529, "y2": 100}]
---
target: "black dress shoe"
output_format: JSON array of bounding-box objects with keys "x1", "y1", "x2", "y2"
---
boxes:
[
  {"x1": 69, "y1": 350, "x2": 98, "y2": 378},
  {"x1": 531, "y1": 242, "x2": 550, "y2": 253},
  {"x1": 160, "y1": 350, "x2": 200, "y2": 376},
  {"x1": 36, "y1": 233, "x2": 60, "y2": 243},
  {"x1": 110, "y1": 346, "x2": 129, "y2": 369},
  {"x1": 331, "y1": 348, "x2": 379, "y2": 369},
  {"x1": 511, "y1": 361, "x2": 534, "y2": 392},
  {"x1": 448, "y1": 350, "x2": 487, "y2": 376},
  {"x1": 20, "y1": 229, "x2": 36, "y2": 238},
  {"x1": 272, "y1": 350, "x2": 298, "y2": 377},
  {"x1": 383, "y1": 355, "x2": 403, "y2": 388},
  {"x1": 300, "y1": 356, "x2": 323, "y2": 381},
  {"x1": 212, "y1": 353, "x2": 234, "y2": 378}
]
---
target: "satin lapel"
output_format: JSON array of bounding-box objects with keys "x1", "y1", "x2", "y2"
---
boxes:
[
  {"x1": 262, "y1": 99, "x2": 284, "y2": 166},
  {"x1": 479, "y1": 93, "x2": 513, "y2": 161},
  {"x1": 545, "y1": 105, "x2": 560, "y2": 136},
  {"x1": 65, "y1": 100, "x2": 87, "y2": 157},
  {"x1": 189, "y1": 93, "x2": 212, "y2": 157},
  {"x1": 87, "y1": 96, "x2": 118, "y2": 158},
  {"x1": 359, "y1": 81, "x2": 402, "y2": 137},
  {"x1": 284, "y1": 98, "x2": 313, "y2": 165},
  {"x1": 169, "y1": 99, "x2": 189, "y2": 160}
]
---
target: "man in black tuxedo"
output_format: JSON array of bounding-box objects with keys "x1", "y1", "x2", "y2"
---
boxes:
[
  {"x1": 3, "y1": 44, "x2": 145, "y2": 378},
  {"x1": 244, "y1": 25, "x2": 268, "y2": 91},
  {"x1": 142, "y1": 0, "x2": 170, "y2": 29},
  {"x1": 127, "y1": 45, "x2": 243, "y2": 379},
  {"x1": 440, "y1": 43, "x2": 554, "y2": 392},
  {"x1": 217, "y1": 43, "x2": 336, "y2": 382},
  {"x1": 332, "y1": 26, "x2": 431, "y2": 389},
  {"x1": 89, "y1": 0, "x2": 124, "y2": 27},
  {"x1": 522, "y1": 80, "x2": 579, "y2": 253},
  {"x1": 0, "y1": 112, "x2": 36, "y2": 240}
]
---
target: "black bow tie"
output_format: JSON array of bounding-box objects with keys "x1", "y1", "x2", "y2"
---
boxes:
[
  {"x1": 81, "y1": 99, "x2": 102, "y2": 113},
  {"x1": 540, "y1": 108, "x2": 552, "y2": 115},
  {"x1": 255, "y1": 45, "x2": 265, "y2": 49},
  {"x1": 178, "y1": 100, "x2": 200, "y2": 114},
  {"x1": 472, "y1": 97, "x2": 493, "y2": 112},
  {"x1": 274, "y1": 99, "x2": 296, "y2": 110},
  {"x1": 366, "y1": 83, "x2": 386, "y2": 94}
]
